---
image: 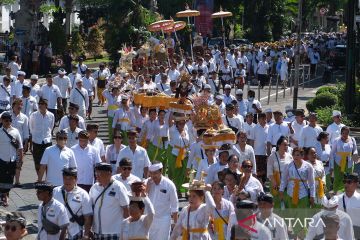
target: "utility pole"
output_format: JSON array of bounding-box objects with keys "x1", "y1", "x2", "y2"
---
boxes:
[
  {"x1": 293, "y1": 0, "x2": 302, "y2": 110},
  {"x1": 345, "y1": 0, "x2": 356, "y2": 114}
]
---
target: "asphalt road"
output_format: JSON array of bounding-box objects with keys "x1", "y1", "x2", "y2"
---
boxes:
[{"x1": 2, "y1": 66, "x2": 358, "y2": 239}]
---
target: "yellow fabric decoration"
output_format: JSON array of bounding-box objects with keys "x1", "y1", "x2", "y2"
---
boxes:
[
  {"x1": 117, "y1": 118, "x2": 131, "y2": 123},
  {"x1": 182, "y1": 227, "x2": 208, "y2": 240},
  {"x1": 315, "y1": 177, "x2": 325, "y2": 199},
  {"x1": 108, "y1": 104, "x2": 119, "y2": 111},
  {"x1": 272, "y1": 171, "x2": 281, "y2": 196},
  {"x1": 213, "y1": 217, "x2": 228, "y2": 240},
  {"x1": 337, "y1": 152, "x2": 351, "y2": 172},
  {"x1": 174, "y1": 145, "x2": 187, "y2": 168},
  {"x1": 290, "y1": 178, "x2": 300, "y2": 206}
]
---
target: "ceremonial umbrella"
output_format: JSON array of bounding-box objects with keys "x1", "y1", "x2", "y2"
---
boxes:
[
  {"x1": 147, "y1": 19, "x2": 174, "y2": 66},
  {"x1": 176, "y1": 5, "x2": 200, "y2": 60},
  {"x1": 211, "y1": 7, "x2": 233, "y2": 48}
]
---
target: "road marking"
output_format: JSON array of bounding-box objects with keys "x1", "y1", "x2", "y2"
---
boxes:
[{"x1": 259, "y1": 71, "x2": 342, "y2": 101}]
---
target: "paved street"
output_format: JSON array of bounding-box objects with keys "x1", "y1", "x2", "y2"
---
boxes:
[{"x1": 1, "y1": 67, "x2": 359, "y2": 239}]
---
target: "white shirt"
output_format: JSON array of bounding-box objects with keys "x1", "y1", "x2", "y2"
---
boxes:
[
  {"x1": 37, "y1": 198, "x2": 69, "y2": 240},
  {"x1": 337, "y1": 191, "x2": 360, "y2": 227},
  {"x1": 222, "y1": 115, "x2": 244, "y2": 134},
  {"x1": 53, "y1": 76, "x2": 71, "y2": 98},
  {"x1": 257, "y1": 212, "x2": 289, "y2": 240},
  {"x1": 232, "y1": 144, "x2": 257, "y2": 174},
  {"x1": 326, "y1": 122, "x2": 345, "y2": 144},
  {"x1": 105, "y1": 144, "x2": 126, "y2": 175},
  {"x1": 0, "y1": 126, "x2": 22, "y2": 162},
  {"x1": 280, "y1": 161, "x2": 316, "y2": 199},
  {"x1": 29, "y1": 110, "x2": 54, "y2": 144},
  {"x1": 299, "y1": 125, "x2": 323, "y2": 148},
  {"x1": 116, "y1": 145, "x2": 151, "y2": 179},
  {"x1": 267, "y1": 122, "x2": 290, "y2": 145},
  {"x1": 113, "y1": 173, "x2": 141, "y2": 193},
  {"x1": 196, "y1": 158, "x2": 217, "y2": 180},
  {"x1": 247, "y1": 99, "x2": 262, "y2": 114},
  {"x1": 10, "y1": 111, "x2": 29, "y2": 141},
  {"x1": 257, "y1": 61, "x2": 269, "y2": 75},
  {"x1": 243, "y1": 122, "x2": 256, "y2": 139},
  {"x1": 39, "y1": 84, "x2": 62, "y2": 109},
  {"x1": 205, "y1": 162, "x2": 228, "y2": 184},
  {"x1": 223, "y1": 94, "x2": 236, "y2": 105},
  {"x1": 146, "y1": 176, "x2": 178, "y2": 219},
  {"x1": 0, "y1": 84, "x2": 11, "y2": 110},
  {"x1": 237, "y1": 99, "x2": 248, "y2": 118},
  {"x1": 121, "y1": 196, "x2": 155, "y2": 240},
  {"x1": 8, "y1": 61, "x2": 20, "y2": 76},
  {"x1": 21, "y1": 95, "x2": 38, "y2": 117},
  {"x1": 167, "y1": 69, "x2": 180, "y2": 82},
  {"x1": 267, "y1": 152, "x2": 293, "y2": 179},
  {"x1": 71, "y1": 144, "x2": 101, "y2": 185},
  {"x1": 63, "y1": 127, "x2": 82, "y2": 148},
  {"x1": 69, "y1": 87, "x2": 89, "y2": 110},
  {"x1": 58, "y1": 114, "x2": 86, "y2": 131},
  {"x1": 112, "y1": 108, "x2": 134, "y2": 131},
  {"x1": 11, "y1": 80, "x2": 28, "y2": 98},
  {"x1": 290, "y1": 120, "x2": 308, "y2": 147},
  {"x1": 89, "y1": 137, "x2": 106, "y2": 157},
  {"x1": 82, "y1": 76, "x2": 96, "y2": 97},
  {"x1": 89, "y1": 179, "x2": 130, "y2": 235},
  {"x1": 250, "y1": 123, "x2": 269, "y2": 155},
  {"x1": 53, "y1": 186, "x2": 93, "y2": 238},
  {"x1": 40, "y1": 145, "x2": 77, "y2": 186}
]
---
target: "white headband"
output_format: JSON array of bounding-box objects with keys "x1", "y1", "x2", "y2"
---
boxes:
[
  {"x1": 149, "y1": 162, "x2": 163, "y2": 172},
  {"x1": 322, "y1": 196, "x2": 338, "y2": 209}
]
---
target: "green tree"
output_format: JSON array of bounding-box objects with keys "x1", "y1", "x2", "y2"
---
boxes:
[
  {"x1": 70, "y1": 29, "x2": 85, "y2": 58},
  {"x1": 86, "y1": 25, "x2": 104, "y2": 59},
  {"x1": 48, "y1": 21, "x2": 67, "y2": 55}
]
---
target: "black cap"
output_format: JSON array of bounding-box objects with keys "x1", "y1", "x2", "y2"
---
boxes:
[
  {"x1": 1, "y1": 111, "x2": 12, "y2": 120},
  {"x1": 69, "y1": 102, "x2": 80, "y2": 110},
  {"x1": 257, "y1": 192, "x2": 274, "y2": 204},
  {"x1": 62, "y1": 167, "x2": 77, "y2": 177},
  {"x1": 34, "y1": 182, "x2": 54, "y2": 192},
  {"x1": 344, "y1": 173, "x2": 359, "y2": 182},
  {"x1": 95, "y1": 162, "x2": 112, "y2": 172},
  {"x1": 226, "y1": 103, "x2": 235, "y2": 110},
  {"x1": 236, "y1": 199, "x2": 257, "y2": 209}
]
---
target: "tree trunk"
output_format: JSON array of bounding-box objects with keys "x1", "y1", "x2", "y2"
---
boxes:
[{"x1": 65, "y1": 0, "x2": 73, "y2": 36}]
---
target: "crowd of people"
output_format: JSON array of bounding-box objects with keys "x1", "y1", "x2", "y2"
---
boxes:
[{"x1": 0, "y1": 30, "x2": 358, "y2": 240}]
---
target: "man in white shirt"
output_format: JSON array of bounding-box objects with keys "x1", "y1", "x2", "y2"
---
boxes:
[
  {"x1": 0, "y1": 76, "x2": 12, "y2": 113},
  {"x1": 53, "y1": 168, "x2": 93, "y2": 239},
  {"x1": 20, "y1": 84, "x2": 38, "y2": 118},
  {"x1": 222, "y1": 103, "x2": 244, "y2": 134},
  {"x1": 11, "y1": 71, "x2": 28, "y2": 100},
  {"x1": 29, "y1": 98, "x2": 54, "y2": 175},
  {"x1": 147, "y1": 162, "x2": 179, "y2": 240},
  {"x1": 243, "y1": 112, "x2": 256, "y2": 141},
  {"x1": 29, "y1": 74, "x2": 41, "y2": 101},
  {"x1": 116, "y1": 129, "x2": 151, "y2": 179},
  {"x1": 326, "y1": 110, "x2": 345, "y2": 144},
  {"x1": 167, "y1": 62, "x2": 180, "y2": 82},
  {"x1": 247, "y1": 90, "x2": 262, "y2": 123},
  {"x1": 58, "y1": 102, "x2": 86, "y2": 131},
  {"x1": 299, "y1": 112, "x2": 323, "y2": 149},
  {"x1": 53, "y1": 68, "x2": 71, "y2": 114},
  {"x1": 69, "y1": 78, "x2": 89, "y2": 118},
  {"x1": 87, "y1": 123, "x2": 106, "y2": 161},
  {"x1": 337, "y1": 173, "x2": 360, "y2": 239},
  {"x1": 38, "y1": 74, "x2": 62, "y2": 123},
  {"x1": 289, "y1": 109, "x2": 307, "y2": 148},
  {"x1": 82, "y1": 69, "x2": 96, "y2": 119},
  {"x1": 250, "y1": 113, "x2": 269, "y2": 183},
  {"x1": 35, "y1": 182, "x2": 69, "y2": 240},
  {"x1": 266, "y1": 110, "x2": 290, "y2": 155},
  {"x1": 1, "y1": 67, "x2": 17, "y2": 86},
  {"x1": 223, "y1": 84, "x2": 236, "y2": 105},
  {"x1": 89, "y1": 163, "x2": 129, "y2": 239},
  {"x1": 71, "y1": 130, "x2": 101, "y2": 192},
  {"x1": 8, "y1": 56, "x2": 21, "y2": 76},
  {"x1": 113, "y1": 157, "x2": 141, "y2": 193},
  {"x1": 265, "y1": 108, "x2": 274, "y2": 125},
  {"x1": 206, "y1": 145, "x2": 230, "y2": 184},
  {"x1": 256, "y1": 55, "x2": 269, "y2": 88},
  {"x1": 156, "y1": 73, "x2": 170, "y2": 93},
  {"x1": 235, "y1": 89, "x2": 248, "y2": 118},
  {"x1": 63, "y1": 114, "x2": 82, "y2": 148},
  {"x1": 37, "y1": 130, "x2": 77, "y2": 186}
]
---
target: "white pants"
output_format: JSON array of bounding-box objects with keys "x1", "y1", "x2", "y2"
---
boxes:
[{"x1": 149, "y1": 217, "x2": 171, "y2": 240}]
